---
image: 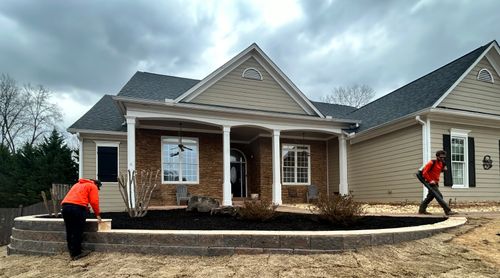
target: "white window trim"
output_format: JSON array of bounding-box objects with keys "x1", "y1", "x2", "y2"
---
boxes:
[
  {"x1": 281, "y1": 143, "x2": 311, "y2": 185},
  {"x1": 94, "y1": 141, "x2": 120, "y2": 183},
  {"x1": 242, "y1": 67, "x2": 263, "y2": 81},
  {"x1": 449, "y1": 129, "x2": 470, "y2": 189},
  {"x1": 477, "y1": 68, "x2": 494, "y2": 83},
  {"x1": 161, "y1": 136, "x2": 199, "y2": 184}
]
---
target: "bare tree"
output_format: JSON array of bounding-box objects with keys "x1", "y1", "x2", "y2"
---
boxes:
[
  {"x1": 0, "y1": 74, "x2": 28, "y2": 152},
  {"x1": 0, "y1": 74, "x2": 62, "y2": 152},
  {"x1": 24, "y1": 84, "x2": 62, "y2": 146},
  {"x1": 321, "y1": 84, "x2": 375, "y2": 108}
]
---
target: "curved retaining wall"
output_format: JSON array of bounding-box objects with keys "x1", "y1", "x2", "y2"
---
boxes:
[{"x1": 8, "y1": 215, "x2": 467, "y2": 256}]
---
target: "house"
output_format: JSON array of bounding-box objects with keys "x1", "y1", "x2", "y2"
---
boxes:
[{"x1": 68, "y1": 41, "x2": 500, "y2": 212}]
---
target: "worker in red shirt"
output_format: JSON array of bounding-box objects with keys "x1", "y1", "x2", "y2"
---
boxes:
[
  {"x1": 61, "y1": 178, "x2": 102, "y2": 260},
  {"x1": 419, "y1": 150, "x2": 457, "y2": 216}
]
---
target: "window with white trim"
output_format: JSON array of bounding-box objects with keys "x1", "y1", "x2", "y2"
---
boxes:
[
  {"x1": 450, "y1": 129, "x2": 469, "y2": 188},
  {"x1": 282, "y1": 144, "x2": 310, "y2": 185},
  {"x1": 161, "y1": 137, "x2": 199, "y2": 184}
]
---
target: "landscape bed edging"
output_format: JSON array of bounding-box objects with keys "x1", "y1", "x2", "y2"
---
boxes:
[{"x1": 7, "y1": 215, "x2": 467, "y2": 256}]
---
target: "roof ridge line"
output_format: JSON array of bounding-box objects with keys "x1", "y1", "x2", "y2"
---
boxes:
[{"x1": 349, "y1": 41, "x2": 492, "y2": 114}]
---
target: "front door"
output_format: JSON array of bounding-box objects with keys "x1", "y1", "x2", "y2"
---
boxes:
[{"x1": 230, "y1": 149, "x2": 247, "y2": 198}]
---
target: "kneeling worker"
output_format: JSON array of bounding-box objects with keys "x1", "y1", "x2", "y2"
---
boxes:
[{"x1": 61, "y1": 178, "x2": 102, "y2": 260}]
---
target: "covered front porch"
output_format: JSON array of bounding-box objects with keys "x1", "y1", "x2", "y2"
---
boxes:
[{"x1": 125, "y1": 111, "x2": 351, "y2": 207}]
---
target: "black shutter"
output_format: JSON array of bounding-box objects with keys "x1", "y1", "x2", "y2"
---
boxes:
[
  {"x1": 443, "y1": 134, "x2": 453, "y2": 186},
  {"x1": 468, "y1": 137, "x2": 476, "y2": 187},
  {"x1": 97, "y1": 146, "x2": 118, "y2": 182}
]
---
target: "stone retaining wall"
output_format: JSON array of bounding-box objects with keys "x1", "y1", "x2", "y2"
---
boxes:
[{"x1": 7, "y1": 215, "x2": 467, "y2": 256}]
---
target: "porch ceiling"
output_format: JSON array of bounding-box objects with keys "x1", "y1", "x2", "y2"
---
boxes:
[{"x1": 138, "y1": 119, "x2": 336, "y2": 142}]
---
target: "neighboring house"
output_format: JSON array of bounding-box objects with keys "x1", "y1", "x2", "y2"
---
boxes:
[{"x1": 68, "y1": 41, "x2": 500, "y2": 212}]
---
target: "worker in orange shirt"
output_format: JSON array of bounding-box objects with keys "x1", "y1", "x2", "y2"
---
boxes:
[{"x1": 61, "y1": 178, "x2": 102, "y2": 260}]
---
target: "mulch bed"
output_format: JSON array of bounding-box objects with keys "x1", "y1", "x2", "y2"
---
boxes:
[{"x1": 96, "y1": 209, "x2": 446, "y2": 231}]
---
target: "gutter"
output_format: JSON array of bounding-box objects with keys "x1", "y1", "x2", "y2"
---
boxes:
[
  {"x1": 415, "y1": 115, "x2": 430, "y2": 200},
  {"x1": 113, "y1": 96, "x2": 361, "y2": 125}
]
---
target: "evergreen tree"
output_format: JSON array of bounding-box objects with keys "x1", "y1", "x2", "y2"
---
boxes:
[{"x1": 36, "y1": 129, "x2": 78, "y2": 196}]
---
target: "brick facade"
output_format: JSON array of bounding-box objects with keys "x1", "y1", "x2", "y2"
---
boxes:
[{"x1": 136, "y1": 128, "x2": 330, "y2": 206}]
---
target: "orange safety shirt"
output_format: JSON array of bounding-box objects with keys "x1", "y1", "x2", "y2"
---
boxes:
[
  {"x1": 422, "y1": 159, "x2": 445, "y2": 184},
  {"x1": 61, "y1": 178, "x2": 101, "y2": 216}
]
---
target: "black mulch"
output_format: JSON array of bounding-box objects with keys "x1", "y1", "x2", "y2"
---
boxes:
[{"x1": 95, "y1": 209, "x2": 446, "y2": 231}]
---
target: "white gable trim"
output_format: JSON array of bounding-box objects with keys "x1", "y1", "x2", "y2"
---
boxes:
[
  {"x1": 432, "y1": 42, "x2": 499, "y2": 108},
  {"x1": 175, "y1": 43, "x2": 324, "y2": 117},
  {"x1": 252, "y1": 55, "x2": 318, "y2": 116},
  {"x1": 251, "y1": 46, "x2": 324, "y2": 117},
  {"x1": 181, "y1": 54, "x2": 251, "y2": 103},
  {"x1": 485, "y1": 53, "x2": 500, "y2": 79}
]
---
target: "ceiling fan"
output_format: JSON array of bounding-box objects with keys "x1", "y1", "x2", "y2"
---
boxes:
[{"x1": 170, "y1": 123, "x2": 193, "y2": 157}]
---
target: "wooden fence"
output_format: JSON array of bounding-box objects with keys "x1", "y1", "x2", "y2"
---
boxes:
[{"x1": 0, "y1": 184, "x2": 71, "y2": 246}]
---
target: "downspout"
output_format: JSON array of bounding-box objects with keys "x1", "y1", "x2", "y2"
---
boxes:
[
  {"x1": 415, "y1": 116, "x2": 430, "y2": 199},
  {"x1": 77, "y1": 132, "x2": 83, "y2": 179}
]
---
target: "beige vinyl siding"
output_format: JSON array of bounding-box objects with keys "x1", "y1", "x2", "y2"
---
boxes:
[
  {"x1": 192, "y1": 57, "x2": 307, "y2": 114},
  {"x1": 439, "y1": 57, "x2": 500, "y2": 115},
  {"x1": 82, "y1": 136, "x2": 127, "y2": 212},
  {"x1": 348, "y1": 125, "x2": 422, "y2": 202},
  {"x1": 431, "y1": 121, "x2": 500, "y2": 201},
  {"x1": 327, "y1": 137, "x2": 339, "y2": 195}
]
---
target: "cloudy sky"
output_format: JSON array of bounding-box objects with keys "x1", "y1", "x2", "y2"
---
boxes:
[{"x1": 1, "y1": 0, "x2": 500, "y2": 129}]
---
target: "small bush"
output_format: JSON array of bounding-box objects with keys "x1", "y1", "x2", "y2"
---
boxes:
[
  {"x1": 237, "y1": 199, "x2": 277, "y2": 222},
  {"x1": 310, "y1": 195, "x2": 365, "y2": 226}
]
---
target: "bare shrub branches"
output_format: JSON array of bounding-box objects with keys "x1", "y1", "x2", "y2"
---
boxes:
[
  {"x1": 118, "y1": 169, "x2": 159, "y2": 217},
  {"x1": 310, "y1": 195, "x2": 365, "y2": 226}
]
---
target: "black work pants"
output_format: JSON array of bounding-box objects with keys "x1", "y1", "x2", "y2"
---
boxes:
[
  {"x1": 61, "y1": 204, "x2": 87, "y2": 257},
  {"x1": 419, "y1": 184, "x2": 451, "y2": 213}
]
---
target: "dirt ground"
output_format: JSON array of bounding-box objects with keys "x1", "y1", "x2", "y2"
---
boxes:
[{"x1": 1, "y1": 204, "x2": 499, "y2": 278}]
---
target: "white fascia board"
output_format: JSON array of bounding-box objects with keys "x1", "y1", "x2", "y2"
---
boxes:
[
  {"x1": 174, "y1": 43, "x2": 258, "y2": 103},
  {"x1": 181, "y1": 54, "x2": 250, "y2": 103},
  {"x1": 126, "y1": 107, "x2": 343, "y2": 135},
  {"x1": 349, "y1": 108, "x2": 431, "y2": 144},
  {"x1": 174, "y1": 43, "x2": 324, "y2": 118},
  {"x1": 252, "y1": 55, "x2": 318, "y2": 116},
  {"x1": 429, "y1": 107, "x2": 500, "y2": 122},
  {"x1": 432, "y1": 42, "x2": 496, "y2": 108},
  {"x1": 119, "y1": 96, "x2": 358, "y2": 125},
  {"x1": 252, "y1": 46, "x2": 325, "y2": 118},
  {"x1": 67, "y1": 128, "x2": 127, "y2": 136},
  {"x1": 485, "y1": 53, "x2": 500, "y2": 79}
]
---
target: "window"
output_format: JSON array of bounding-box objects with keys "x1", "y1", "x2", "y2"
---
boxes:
[
  {"x1": 95, "y1": 142, "x2": 119, "y2": 182},
  {"x1": 282, "y1": 144, "x2": 310, "y2": 185},
  {"x1": 477, "y1": 68, "x2": 494, "y2": 83},
  {"x1": 450, "y1": 129, "x2": 470, "y2": 188},
  {"x1": 242, "y1": 68, "x2": 263, "y2": 80},
  {"x1": 162, "y1": 136, "x2": 199, "y2": 184}
]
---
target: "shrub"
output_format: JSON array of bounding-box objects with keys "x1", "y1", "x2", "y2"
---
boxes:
[
  {"x1": 237, "y1": 199, "x2": 277, "y2": 222},
  {"x1": 310, "y1": 195, "x2": 365, "y2": 226}
]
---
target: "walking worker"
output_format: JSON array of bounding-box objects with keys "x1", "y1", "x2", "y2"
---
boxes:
[
  {"x1": 61, "y1": 178, "x2": 102, "y2": 260},
  {"x1": 418, "y1": 150, "x2": 458, "y2": 216}
]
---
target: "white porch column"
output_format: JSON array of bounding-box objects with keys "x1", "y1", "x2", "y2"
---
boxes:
[
  {"x1": 272, "y1": 129, "x2": 282, "y2": 205},
  {"x1": 338, "y1": 134, "x2": 349, "y2": 195},
  {"x1": 222, "y1": 126, "x2": 232, "y2": 206},
  {"x1": 126, "y1": 116, "x2": 136, "y2": 208}
]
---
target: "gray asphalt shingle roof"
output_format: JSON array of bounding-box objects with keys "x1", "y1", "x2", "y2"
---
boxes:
[
  {"x1": 311, "y1": 101, "x2": 357, "y2": 118},
  {"x1": 68, "y1": 95, "x2": 126, "y2": 132},
  {"x1": 117, "y1": 71, "x2": 200, "y2": 101},
  {"x1": 69, "y1": 41, "x2": 495, "y2": 133},
  {"x1": 348, "y1": 41, "x2": 493, "y2": 132}
]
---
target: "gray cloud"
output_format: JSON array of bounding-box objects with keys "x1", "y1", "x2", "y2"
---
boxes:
[{"x1": 0, "y1": 0, "x2": 499, "y2": 125}]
